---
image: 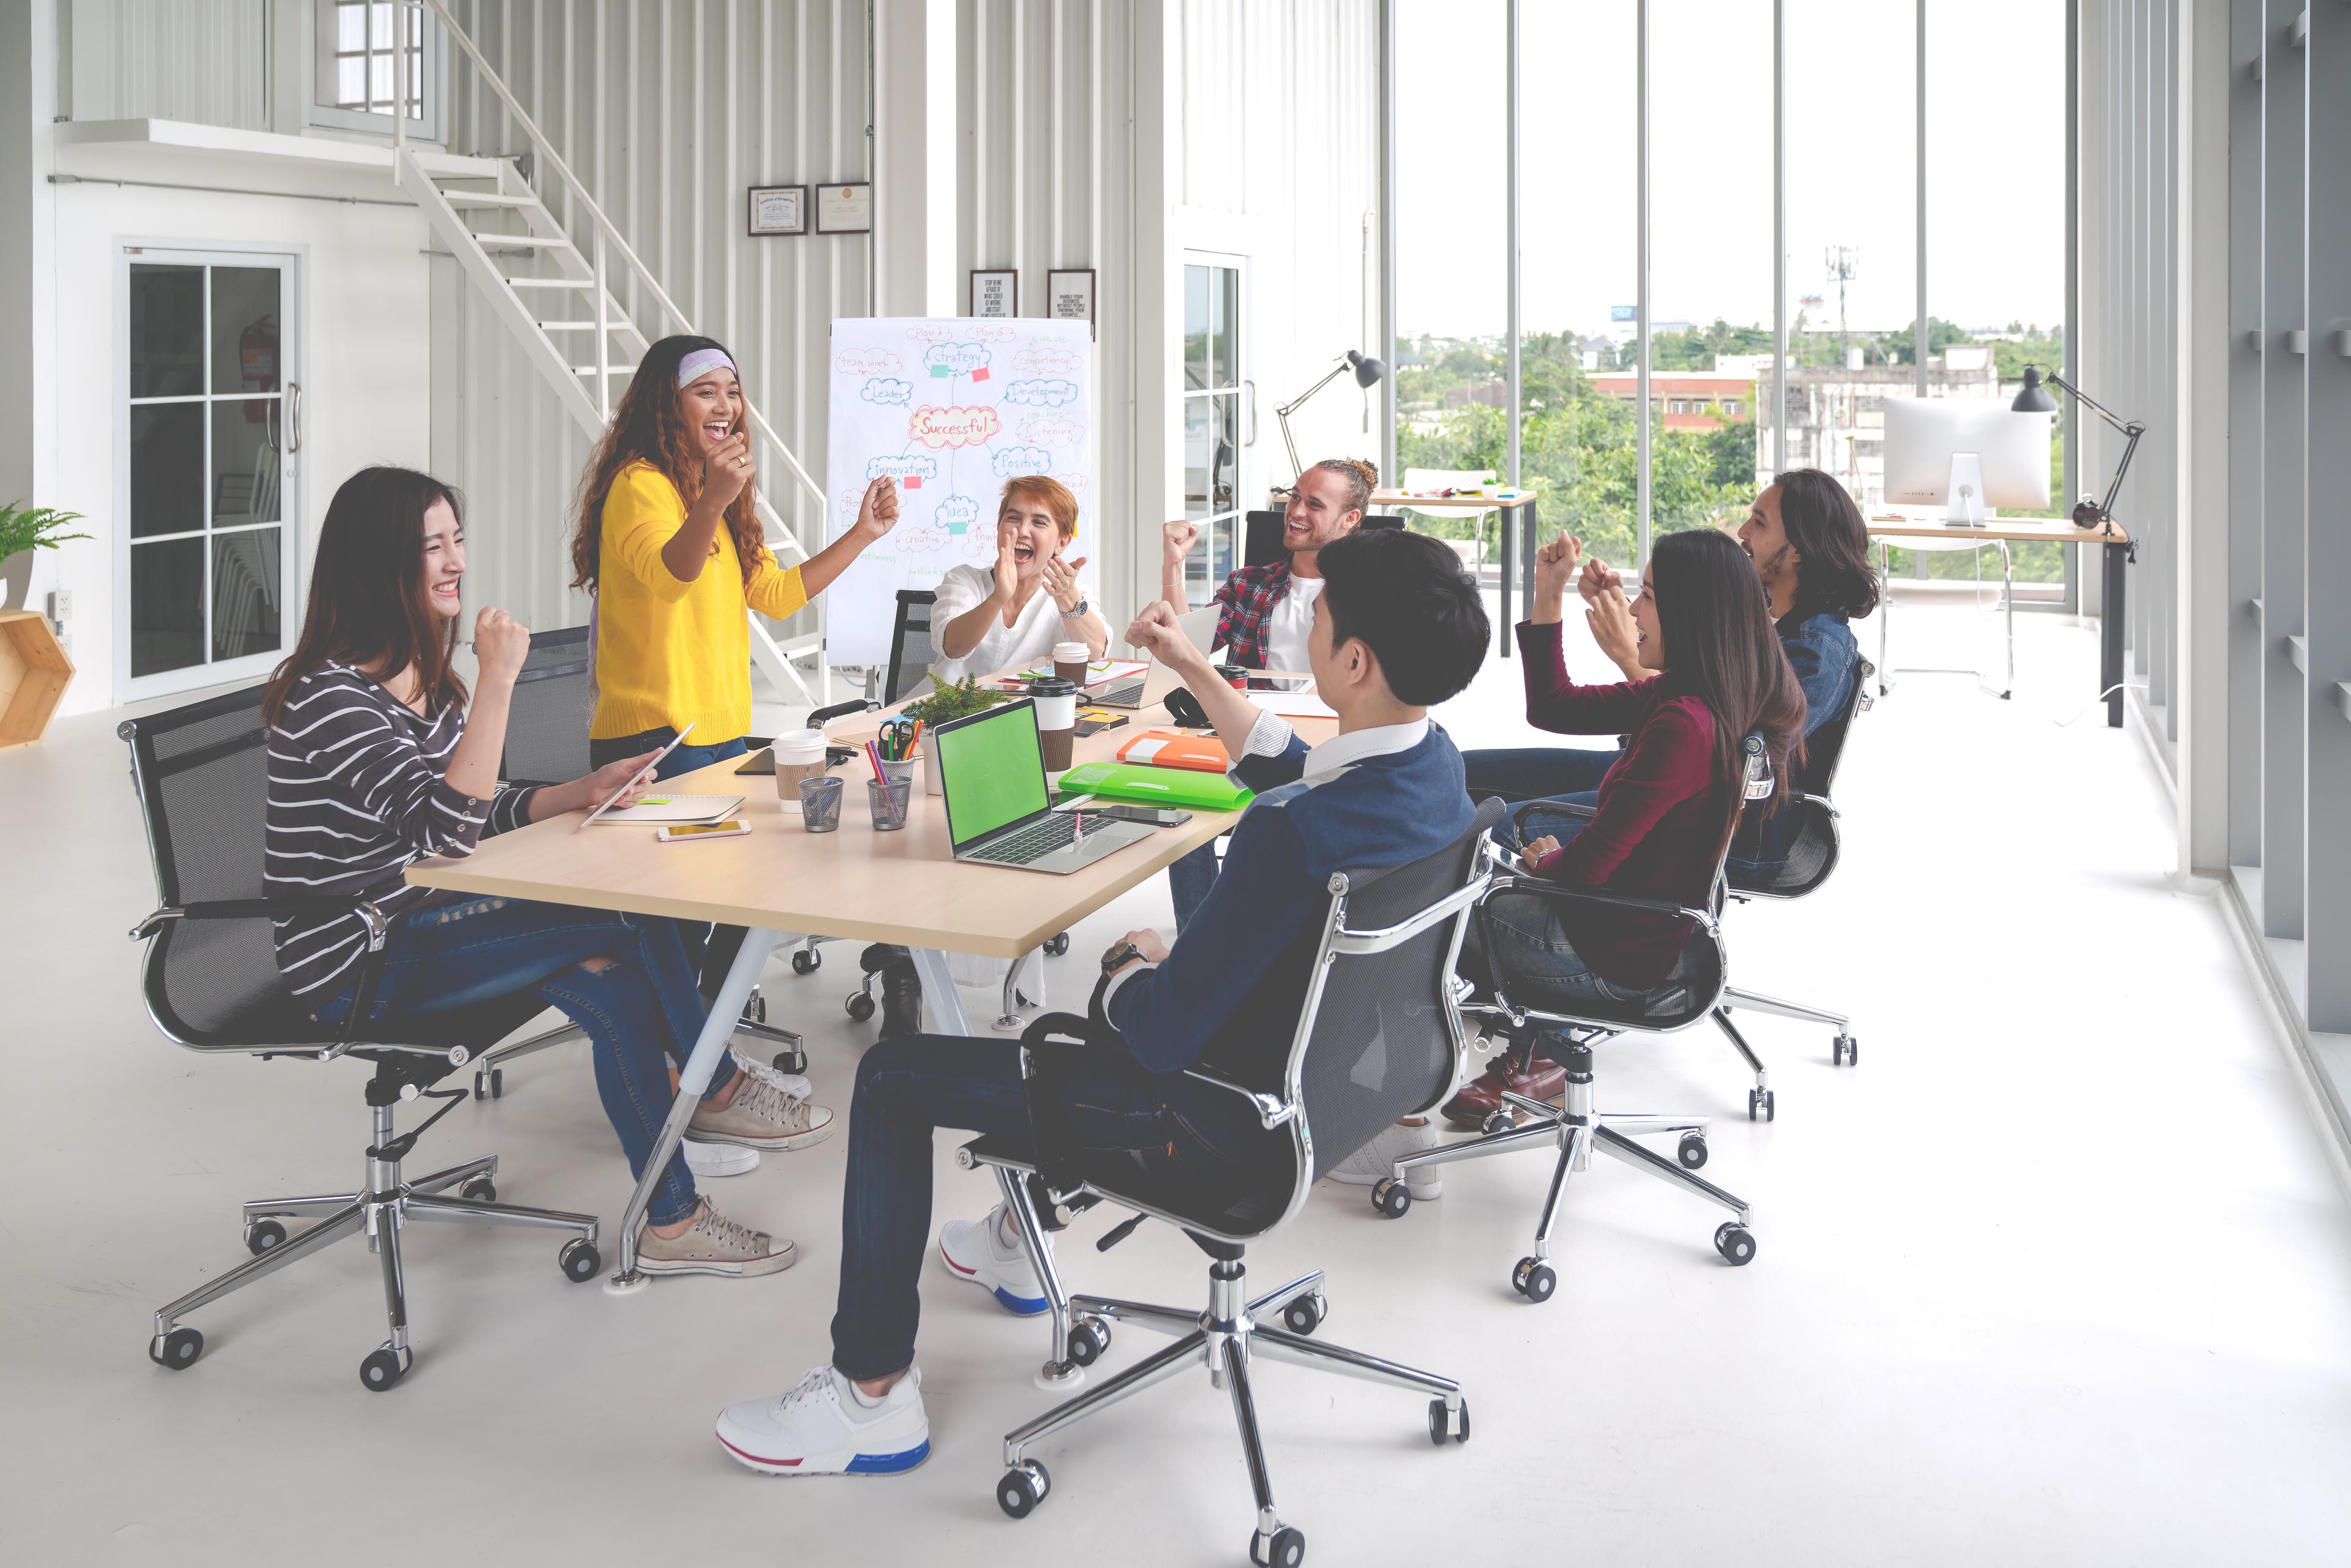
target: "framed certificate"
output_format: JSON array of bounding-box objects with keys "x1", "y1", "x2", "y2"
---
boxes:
[
  {"x1": 815, "y1": 182, "x2": 874, "y2": 234},
  {"x1": 747, "y1": 185, "x2": 807, "y2": 236},
  {"x1": 1046, "y1": 268, "x2": 1097, "y2": 335},
  {"x1": 970, "y1": 268, "x2": 1018, "y2": 318}
]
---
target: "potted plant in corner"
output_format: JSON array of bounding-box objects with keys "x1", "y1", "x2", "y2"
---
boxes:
[
  {"x1": 899, "y1": 675, "x2": 1014, "y2": 795},
  {"x1": 0, "y1": 503, "x2": 90, "y2": 613}
]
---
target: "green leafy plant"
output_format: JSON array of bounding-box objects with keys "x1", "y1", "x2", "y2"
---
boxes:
[
  {"x1": 900, "y1": 675, "x2": 1013, "y2": 726},
  {"x1": 0, "y1": 503, "x2": 91, "y2": 560}
]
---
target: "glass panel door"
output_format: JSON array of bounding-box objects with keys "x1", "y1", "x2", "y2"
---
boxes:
[
  {"x1": 1182, "y1": 258, "x2": 1247, "y2": 606},
  {"x1": 121, "y1": 250, "x2": 299, "y2": 698}
]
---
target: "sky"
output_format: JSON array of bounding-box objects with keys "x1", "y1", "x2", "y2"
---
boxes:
[{"x1": 1395, "y1": 0, "x2": 2068, "y2": 342}]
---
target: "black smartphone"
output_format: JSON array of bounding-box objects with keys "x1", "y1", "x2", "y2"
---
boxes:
[{"x1": 1088, "y1": 805, "x2": 1191, "y2": 828}]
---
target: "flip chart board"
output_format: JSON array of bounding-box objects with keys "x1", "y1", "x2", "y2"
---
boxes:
[{"x1": 823, "y1": 317, "x2": 1097, "y2": 667}]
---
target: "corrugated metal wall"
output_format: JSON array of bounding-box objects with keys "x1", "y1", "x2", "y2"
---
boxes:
[
  {"x1": 433, "y1": 0, "x2": 873, "y2": 637},
  {"x1": 66, "y1": 0, "x2": 272, "y2": 129}
]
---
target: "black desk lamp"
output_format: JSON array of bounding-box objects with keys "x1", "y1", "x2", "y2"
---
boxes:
[
  {"x1": 2012, "y1": 364, "x2": 2143, "y2": 530},
  {"x1": 1276, "y1": 350, "x2": 1386, "y2": 480}
]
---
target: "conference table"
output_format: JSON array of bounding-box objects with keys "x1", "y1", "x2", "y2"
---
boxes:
[
  {"x1": 408, "y1": 661, "x2": 1335, "y2": 1288},
  {"x1": 1372, "y1": 489, "x2": 1544, "y2": 657}
]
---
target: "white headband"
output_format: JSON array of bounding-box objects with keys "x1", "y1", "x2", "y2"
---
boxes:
[{"x1": 677, "y1": 347, "x2": 737, "y2": 388}]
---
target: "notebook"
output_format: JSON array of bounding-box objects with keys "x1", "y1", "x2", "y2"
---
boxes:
[
  {"x1": 1116, "y1": 729, "x2": 1232, "y2": 774},
  {"x1": 586, "y1": 794, "x2": 746, "y2": 826}
]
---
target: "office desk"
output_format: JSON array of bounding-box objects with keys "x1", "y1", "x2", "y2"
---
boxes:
[
  {"x1": 1867, "y1": 516, "x2": 2133, "y2": 727},
  {"x1": 1373, "y1": 489, "x2": 1543, "y2": 657},
  {"x1": 410, "y1": 673, "x2": 1329, "y2": 1285}
]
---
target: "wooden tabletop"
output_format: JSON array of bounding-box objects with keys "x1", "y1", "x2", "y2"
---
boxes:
[
  {"x1": 1373, "y1": 489, "x2": 1540, "y2": 512},
  {"x1": 1866, "y1": 515, "x2": 2131, "y2": 546},
  {"x1": 408, "y1": 664, "x2": 1337, "y2": 960}
]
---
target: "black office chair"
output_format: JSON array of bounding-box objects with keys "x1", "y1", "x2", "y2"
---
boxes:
[
  {"x1": 1709, "y1": 652, "x2": 1875, "y2": 1116},
  {"x1": 1380, "y1": 743, "x2": 1775, "y2": 1300},
  {"x1": 884, "y1": 588, "x2": 936, "y2": 704},
  {"x1": 121, "y1": 683, "x2": 602, "y2": 1392},
  {"x1": 1243, "y1": 508, "x2": 1406, "y2": 567},
  {"x1": 959, "y1": 800, "x2": 1501, "y2": 1565}
]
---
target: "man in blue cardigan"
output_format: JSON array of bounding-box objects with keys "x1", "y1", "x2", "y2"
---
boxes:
[{"x1": 714, "y1": 527, "x2": 1490, "y2": 1478}]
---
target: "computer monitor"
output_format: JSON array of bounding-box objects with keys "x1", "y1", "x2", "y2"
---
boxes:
[{"x1": 1882, "y1": 398, "x2": 2052, "y2": 525}]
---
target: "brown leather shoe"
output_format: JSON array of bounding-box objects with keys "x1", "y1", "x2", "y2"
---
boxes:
[{"x1": 1442, "y1": 1051, "x2": 1566, "y2": 1128}]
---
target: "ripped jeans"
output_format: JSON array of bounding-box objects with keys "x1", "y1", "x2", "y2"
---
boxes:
[
  {"x1": 319, "y1": 895, "x2": 733, "y2": 1227},
  {"x1": 828, "y1": 1035, "x2": 1277, "y2": 1381}
]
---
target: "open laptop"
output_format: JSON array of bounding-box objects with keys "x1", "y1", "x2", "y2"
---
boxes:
[
  {"x1": 1089, "y1": 605, "x2": 1221, "y2": 708},
  {"x1": 932, "y1": 699, "x2": 1155, "y2": 874}
]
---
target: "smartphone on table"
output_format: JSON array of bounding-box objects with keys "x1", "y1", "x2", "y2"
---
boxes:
[{"x1": 654, "y1": 820, "x2": 751, "y2": 844}]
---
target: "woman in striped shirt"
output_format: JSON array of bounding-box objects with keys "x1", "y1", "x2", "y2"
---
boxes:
[{"x1": 263, "y1": 465, "x2": 827, "y2": 1279}]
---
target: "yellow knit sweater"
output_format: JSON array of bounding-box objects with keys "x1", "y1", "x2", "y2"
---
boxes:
[{"x1": 589, "y1": 462, "x2": 808, "y2": 742}]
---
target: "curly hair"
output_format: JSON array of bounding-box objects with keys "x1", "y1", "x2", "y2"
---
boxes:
[
  {"x1": 570, "y1": 335, "x2": 762, "y2": 591},
  {"x1": 1305, "y1": 456, "x2": 1378, "y2": 516}
]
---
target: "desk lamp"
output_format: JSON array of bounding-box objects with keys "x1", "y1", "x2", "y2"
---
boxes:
[
  {"x1": 1276, "y1": 350, "x2": 1386, "y2": 480},
  {"x1": 2012, "y1": 364, "x2": 2143, "y2": 530}
]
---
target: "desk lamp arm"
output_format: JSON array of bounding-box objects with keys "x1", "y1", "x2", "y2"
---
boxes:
[
  {"x1": 1273, "y1": 358, "x2": 1358, "y2": 482},
  {"x1": 2043, "y1": 369, "x2": 2147, "y2": 528}
]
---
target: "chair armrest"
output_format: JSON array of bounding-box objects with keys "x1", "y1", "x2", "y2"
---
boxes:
[
  {"x1": 809, "y1": 697, "x2": 882, "y2": 727},
  {"x1": 1485, "y1": 872, "x2": 1720, "y2": 937},
  {"x1": 1507, "y1": 798, "x2": 1597, "y2": 822}
]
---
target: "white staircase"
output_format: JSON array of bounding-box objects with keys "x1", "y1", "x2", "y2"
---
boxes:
[{"x1": 405, "y1": 0, "x2": 828, "y2": 706}]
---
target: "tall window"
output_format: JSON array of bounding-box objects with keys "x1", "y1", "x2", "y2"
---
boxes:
[
  {"x1": 312, "y1": 1, "x2": 436, "y2": 136},
  {"x1": 1181, "y1": 260, "x2": 1245, "y2": 605}
]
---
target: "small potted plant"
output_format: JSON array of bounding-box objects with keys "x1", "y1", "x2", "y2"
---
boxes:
[
  {"x1": 0, "y1": 503, "x2": 90, "y2": 613},
  {"x1": 899, "y1": 676, "x2": 1013, "y2": 795}
]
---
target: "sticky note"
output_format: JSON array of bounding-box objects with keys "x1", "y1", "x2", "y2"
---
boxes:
[
  {"x1": 972, "y1": 367, "x2": 991, "y2": 382},
  {"x1": 903, "y1": 476, "x2": 922, "y2": 489},
  {"x1": 929, "y1": 365, "x2": 950, "y2": 377}
]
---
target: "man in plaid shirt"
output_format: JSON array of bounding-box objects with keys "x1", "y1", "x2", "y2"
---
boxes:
[{"x1": 1155, "y1": 457, "x2": 1378, "y2": 929}]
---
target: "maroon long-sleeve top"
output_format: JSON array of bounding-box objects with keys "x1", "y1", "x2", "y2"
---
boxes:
[{"x1": 1513, "y1": 619, "x2": 1731, "y2": 988}]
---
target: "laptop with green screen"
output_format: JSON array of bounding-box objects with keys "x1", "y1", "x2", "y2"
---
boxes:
[{"x1": 931, "y1": 700, "x2": 1153, "y2": 874}]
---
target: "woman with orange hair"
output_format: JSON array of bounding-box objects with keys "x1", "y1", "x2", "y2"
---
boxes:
[{"x1": 928, "y1": 475, "x2": 1106, "y2": 683}]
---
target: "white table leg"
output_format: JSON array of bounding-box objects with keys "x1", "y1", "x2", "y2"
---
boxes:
[
  {"x1": 906, "y1": 947, "x2": 972, "y2": 1036},
  {"x1": 609, "y1": 928, "x2": 782, "y2": 1288}
]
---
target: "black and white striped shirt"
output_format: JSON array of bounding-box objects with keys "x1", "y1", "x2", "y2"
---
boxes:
[{"x1": 265, "y1": 663, "x2": 538, "y2": 998}]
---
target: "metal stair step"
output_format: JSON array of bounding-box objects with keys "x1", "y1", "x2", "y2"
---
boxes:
[
  {"x1": 437, "y1": 191, "x2": 538, "y2": 208},
  {"x1": 471, "y1": 234, "x2": 564, "y2": 249},
  {"x1": 537, "y1": 321, "x2": 635, "y2": 331},
  {"x1": 503, "y1": 277, "x2": 593, "y2": 288},
  {"x1": 572, "y1": 364, "x2": 636, "y2": 376}
]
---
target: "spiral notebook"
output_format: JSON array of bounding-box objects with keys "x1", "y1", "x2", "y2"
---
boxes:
[{"x1": 587, "y1": 795, "x2": 746, "y2": 826}]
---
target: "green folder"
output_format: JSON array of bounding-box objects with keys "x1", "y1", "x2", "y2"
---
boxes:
[{"x1": 1056, "y1": 761, "x2": 1254, "y2": 812}]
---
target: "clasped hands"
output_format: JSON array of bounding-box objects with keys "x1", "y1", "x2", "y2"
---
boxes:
[{"x1": 1531, "y1": 531, "x2": 1641, "y2": 673}]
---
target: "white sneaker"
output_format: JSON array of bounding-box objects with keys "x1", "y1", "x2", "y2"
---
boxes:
[
  {"x1": 716, "y1": 1365, "x2": 931, "y2": 1476},
  {"x1": 730, "y1": 1045, "x2": 812, "y2": 1101},
  {"x1": 635, "y1": 1201, "x2": 797, "y2": 1278},
  {"x1": 684, "y1": 1139, "x2": 760, "y2": 1179},
  {"x1": 937, "y1": 1204, "x2": 1049, "y2": 1316},
  {"x1": 1328, "y1": 1119, "x2": 1442, "y2": 1199}
]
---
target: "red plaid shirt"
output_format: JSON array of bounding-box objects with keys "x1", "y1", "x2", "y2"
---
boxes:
[{"x1": 1210, "y1": 559, "x2": 1293, "y2": 669}]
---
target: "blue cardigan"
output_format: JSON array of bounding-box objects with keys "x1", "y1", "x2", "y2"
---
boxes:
[{"x1": 1104, "y1": 724, "x2": 1474, "y2": 1081}]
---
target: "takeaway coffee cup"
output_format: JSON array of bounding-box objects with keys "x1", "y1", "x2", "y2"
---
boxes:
[
  {"x1": 771, "y1": 730, "x2": 829, "y2": 811},
  {"x1": 1053, "y1": 640, "x2": 1092, "y2": 687},
  {"x1": 1030, "y1": 678, "x2": 1079, "y2": 772}
]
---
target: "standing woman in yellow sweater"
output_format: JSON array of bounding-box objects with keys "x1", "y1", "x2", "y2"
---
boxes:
[{"x1": 572, "y1": 334, "x2": 898, "y2": 777}]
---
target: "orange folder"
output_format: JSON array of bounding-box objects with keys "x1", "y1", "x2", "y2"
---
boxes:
[{"x1": 1116, "y1": 729, "x2": 1232, "y2": 775}]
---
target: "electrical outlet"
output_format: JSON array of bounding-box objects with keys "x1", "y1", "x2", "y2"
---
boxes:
[
  {"x1": 55, "y1": 631, "x2": 71, "y2": 656},
  {"x1": 47, "y1": 588, "x2": 72, "y2": 620}
]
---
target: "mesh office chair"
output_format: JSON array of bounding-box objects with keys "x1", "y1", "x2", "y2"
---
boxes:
[
  {"x1": 121, "y1": 684, "x2": 602, "y2": 1392},
  {"x1": 883, "y1": 588, "x2": 936, "y2": 705},
  {"x1": 1243, "y1": 509, "x2": 1406, "y2": 569},
  {"x1": 1380, "y1": 743, "x2": 1775, "y2": 1301},
  {"x1": 1709, "y1": 653, "x2": 1875, "y2": 1116},
  {"x1": 958, "y1": 801, "x2": 1501, "y2": 1566}
]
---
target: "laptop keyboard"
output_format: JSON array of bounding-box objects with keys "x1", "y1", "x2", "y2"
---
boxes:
[
  {"x1": 966, "y1": 812, "x2": 1090, "y2": 866},
  {"x1": 1093, "y1": 677, "x2": 1145, "y2": 705}
]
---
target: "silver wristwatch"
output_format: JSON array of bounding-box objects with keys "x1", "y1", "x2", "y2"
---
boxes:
[{"x1": 1061, "y1": 597, "x2": 1090, "y2": 618}]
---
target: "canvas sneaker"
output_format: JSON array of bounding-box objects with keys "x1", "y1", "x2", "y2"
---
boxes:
[
  {"x1": 938, "y1": 1204, "x2": 1049, "y2": 1316},
  {"x1": 731, "y1": 1045, "x2": 812, "y2": 1101},
  {"x1": 1327, "y1": 1119, "x2": 1442, "y2": 1199},
  {"x1": 716, "y1": 1365, "x2": 931, "y2": 1477},
  {"x1": 687, "y1": 1070, "x2": 835, "y2": 1153},
  {"x1": 635, "y1": 1200, "x2": 797, "y2": 1278}
]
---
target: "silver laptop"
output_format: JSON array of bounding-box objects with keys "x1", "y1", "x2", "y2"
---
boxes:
[
  {"x1": 1089, "y1": 605, "x2": 1221, "y2": 708},
  {"x1": 933, "y1": 700, "x2": 1155, "y2": 874}
]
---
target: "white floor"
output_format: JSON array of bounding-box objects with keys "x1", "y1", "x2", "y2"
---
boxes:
[{"x1": 7, "y1": 602, "x2": 2351, "y2": 1567}]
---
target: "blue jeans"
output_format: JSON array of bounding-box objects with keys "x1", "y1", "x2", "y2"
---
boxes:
[
  {"x1": 321, "y1": 896, "x2": 737, "y2": 1227},
  {"x1": 590, "y1": 725, "x2": 753, "y2": 997},
  {"x1": 1465, "y1": 805, "x2": 1644, "y2": 1008},
  {"x1": 1461, "y1": 745, "x2": 1620, "y2": 805},
  {"x1": 828, "y1": 1035, "x2": 1276, "y2": 1381}
]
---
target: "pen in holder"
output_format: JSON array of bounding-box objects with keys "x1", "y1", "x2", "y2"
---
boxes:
[
  {"x1": 866, "y1": 777, "x2": 912, "y2": 831},
  {"x1": 798, "y1": 775, "x2": 844, "y2": 832}
]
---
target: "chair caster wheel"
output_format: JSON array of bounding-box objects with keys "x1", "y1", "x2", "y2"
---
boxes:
[
  {"x1": 771, "y1": 1048, "x2": 808, "y2": 1075},
  {"x1": 474, "y1": 1066, "x2": 503, "y2": 1100},
  {"x1": 1748, "y1": 1087, "x2": 1775, "y2": 1122},
  {"x1": 359, "y1": 1343, "x2": 411, "y2": 1392},
  {"x1": 846, "y1": 991, "x2": 876, "y2": 1023},
  {"x1": 1428, "y1": 1396, "x2": 1470, "y2": 1445},
  {"x1": 1066, "y1": 1317, "x2": 1111, "y2": 1367},
  {"x1": 996, "y1": 1459, "x2": 1051, "y2": 1519},
  {"x1": 1714, "y1": 1222, "x2": 1757, "y2": 1266},
  {"x1": 244, "y1": 1218, "x2": 287, "y2": 1257},
  {"x1": 1512, "y1": 1257, "x2": 1556, "y2": 1302},
  {"x1": 1282, "y1": 1291, "x2": 1328, "y2": 1335},
  {"x1": 1678, "y1": 1132, "x2": 1708, "y2": 1169},
  {"x1": 1043, "y1": 932, "x2": 1071, "y2": 956},
  {"x1": 1371, "y1": 1177, "x2": 1411, "y2": 1219},
  {"x1": 1480, "y1": 1108, "x2": 1516, "y2": 1136},
  {"x1": 1251, "y1": 1523, "x2": 1307, "y2": 1567},
  {"x1": 150, "y1": 1326, "x2": 203, "y2": 1370},
  {"x1": 1833, "y1": 1033, "x2": 1858, "y2": 1066},
  {"x1": 559, "y1": 1237, "x2": 602, "y2": 1283},
  {"x1": 460, "y1": 1175, "x2": 497, "y2": 1202},
  {"x1": 792, "y1": 948, "x2": 820, "y2": 976}
]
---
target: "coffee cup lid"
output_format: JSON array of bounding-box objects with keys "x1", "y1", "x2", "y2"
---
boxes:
[
  {"x1": 773, "y1": 730, "x2": 828, "y2": 759},
  {"x1": 1052, "y1": 642, "x2": 1090, "y2": 662},
  {"x1": 1029, "y1": 677, "x2": 1078, "y2": 697}
]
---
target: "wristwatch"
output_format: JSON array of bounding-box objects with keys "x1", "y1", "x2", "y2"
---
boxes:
[
  {"x1": 1101, "y1": 941, "x2": 1143, "y2": 977},
  {"x1": 1060, "y1": 596, "x2": 1090, "y2": 619}
]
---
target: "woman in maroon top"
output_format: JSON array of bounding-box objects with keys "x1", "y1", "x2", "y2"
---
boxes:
[{"x1": 1448, "y1": 526, "x2": 1804, "y2": 1123}]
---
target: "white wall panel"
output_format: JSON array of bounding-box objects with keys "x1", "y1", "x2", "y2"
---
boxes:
[{"x1": 67, "y1": 0, "x2": 273, "y2": 130}]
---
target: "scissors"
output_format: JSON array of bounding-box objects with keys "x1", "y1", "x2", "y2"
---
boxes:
[{"x1": 880, "y1": 716, "x2": 917, "y2": 760}]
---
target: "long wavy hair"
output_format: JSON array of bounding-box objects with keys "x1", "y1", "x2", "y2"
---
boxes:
[
  {"x1": 263, "y1": 467, "x2": 467, "y2": 723},
  {"x1": 1772, "y1": 467, "x2": 1880, "y2": 621},
  {"x1": 1650, "y1": 528, "x2": 1809, "y2": 835},
  {"x1": 569, "y1": 334, "x2": 760, "y2": 591}
]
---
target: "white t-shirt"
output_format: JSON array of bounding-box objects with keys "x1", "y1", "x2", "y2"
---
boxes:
[
  {"x1": 928, "y1": 564, "x2": 1073, "y2": 683},
  {"x1": 1264, "y1": 574, "x2": 1323, "y2": 673}
]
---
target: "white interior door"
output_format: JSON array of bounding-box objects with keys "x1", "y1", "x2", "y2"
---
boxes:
[
  {"x1": 1182, "y1": 255, "x2": 1249, "y2": 604},
  {"x1": 118, "y1": 247, "x2": 302, "y2": 702}
]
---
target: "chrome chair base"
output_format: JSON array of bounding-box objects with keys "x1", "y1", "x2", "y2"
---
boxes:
[
  {"x1": 1720, "y1": 985, "x2": 1860, "y2": 1083},
  {"x1": 1386, "y1": 1037, "x2": 1757, "y2": 1295},
  {"x1": 148, "y1": 1099, "x2": 600, "y2": 1390}
]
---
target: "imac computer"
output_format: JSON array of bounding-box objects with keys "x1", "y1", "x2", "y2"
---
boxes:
[{"x1": 1882, "y1": 398, "x2": 2053, "y2": 526}]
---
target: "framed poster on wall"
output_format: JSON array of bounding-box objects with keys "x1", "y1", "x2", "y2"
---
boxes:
[
  {"x1": 815, "y1": 182, "x2": 873, "y2": 233},
  {"x1": 969, "y1": 269, "x2": 1018, "y2": 318},
  {"x1": 1046, "y1": 269, "x2": 1096, "y2": 336},
  {"x1": 746, "y1": 185, "x2": 807, "y2": 236}
]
